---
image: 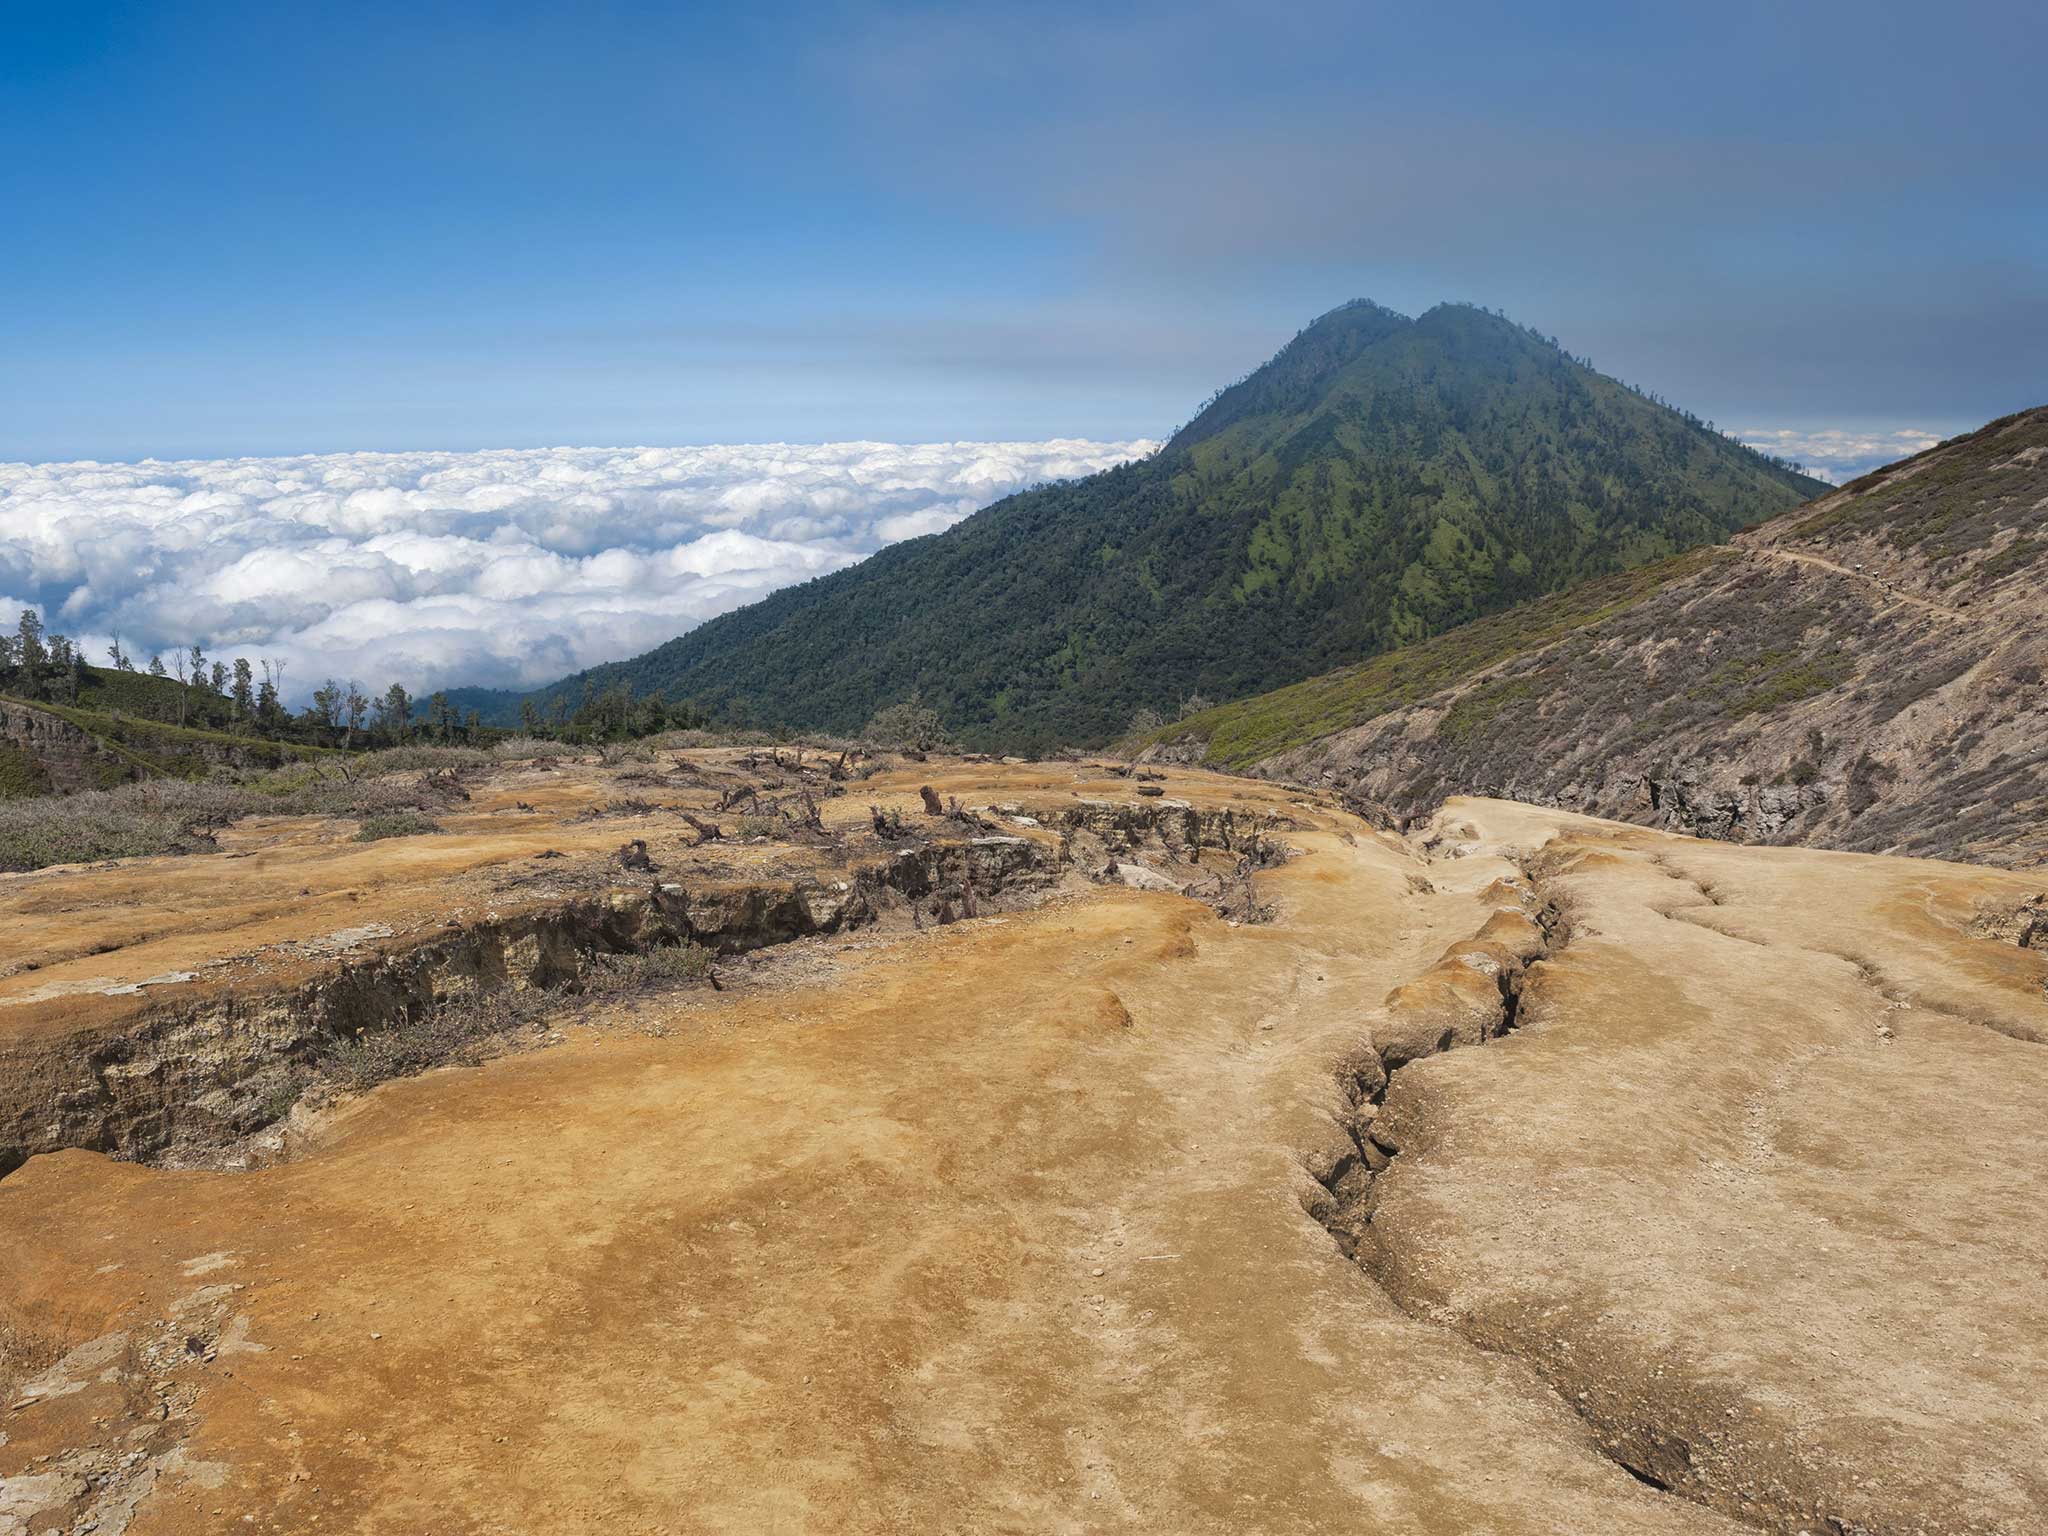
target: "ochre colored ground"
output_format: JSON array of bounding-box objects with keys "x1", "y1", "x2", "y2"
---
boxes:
[{"x1": 2, "y1": 765, "x2": 2043, "y2": 1535}]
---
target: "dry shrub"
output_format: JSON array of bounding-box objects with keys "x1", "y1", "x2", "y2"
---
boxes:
[
  {"x1": 313, "y1": 942, "x2": 715, "y2": 1093},
  {"x1": 491, "y1": 736, "x2": 581, "y2": 761}
]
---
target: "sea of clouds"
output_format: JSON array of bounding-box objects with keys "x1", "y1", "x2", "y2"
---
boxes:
[
  {"x1": 1736, "y1": 426, "x2": 1951, "y2": 486},
  {"x1": 0, "y1": 439, "x2": 1154, "y2": 699}
]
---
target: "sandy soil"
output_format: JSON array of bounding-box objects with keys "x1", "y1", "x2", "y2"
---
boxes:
[{"x1": 1, "y1": 764, "x2": 2042, "y2": 1535}]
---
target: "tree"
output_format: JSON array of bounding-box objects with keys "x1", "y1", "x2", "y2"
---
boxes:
[
  {"x1": 428, "y1": 690, "x2": 453, "y2": 742},
  {"x1": 310, "y1": 678, "x2": 343, "y2": 733},
  {"x1": 171, "y1": 647, "x2": 190, "y2": 727},
  {"x1": 258, "y1": 659, "x2": 291, "y2": 731},
  {"x1": 376, "y1": 682, "x2": 412, "y2": 740},
  {"x1": 256, "y1": 662, "x2": 280, "y2": 729},
  {"x1": 15, "y1": 611, "x2": 47, "y2": 694},
  {"x1": 107, "y1": 633, "x2": 129, "y2": 671},
  {"x1": 148, "y1": 653, "x2": 167, "y2": 678},
  {"x1": 46, "y1": 635, "x2": 80, "y2": 704},
  {"x1": 188, "y1": 643, "x2": 208, "y2": 692},
  {"x1": 631, "y1": 693, "x2": 669, "y2": 737},
  {"x1": 209, "y1": 661, "x2": 228, "y2": 695},
  {"x1": 342, "y1": 680, "x2": 369, "y2": 750},
  {"x1": 862, "y1": 694, "x2": 950, "y2": 752},
  {"x1": 520, "y1": 699, "x2": 543, "y2": 736},
  {"x1": 231, "y1": 658, "x2": 255, "y2": 721}
]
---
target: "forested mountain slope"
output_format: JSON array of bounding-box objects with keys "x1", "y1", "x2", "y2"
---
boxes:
[
  {"x1": 1152, "y1": 406, "x2": 2048, "y2": 866},
  {"x1": 458, "y1": 302, "x2": 1822, "y2": 748}
]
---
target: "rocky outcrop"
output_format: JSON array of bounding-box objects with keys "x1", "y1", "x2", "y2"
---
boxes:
[
  {"x1": 0, "y1": 701, "x2": 141, "y2": 796},
  {"x1": 0, "y1": 836, "x2": 1062, "y2": 1175},
  {"x1": 1634, "y1": 768, "x2": 1825, "y2": 842},
  {"x1": 1046, "y1": 797, "x2": 1287, "y2": 858}
]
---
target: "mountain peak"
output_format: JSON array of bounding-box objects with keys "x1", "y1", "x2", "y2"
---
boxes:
[
  {"x1": 473, "y1": 300, "x2": 1825, "y2": 750},
  {"x1": 1166, "y1": 300, "x2": 1411, "y2": 452}
]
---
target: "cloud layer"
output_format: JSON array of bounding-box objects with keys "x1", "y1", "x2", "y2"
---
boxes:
[
  {"x1": 0, "y1": 440, "x2": 1153, "y2": 699},
  {"x1": 1735, "y1": 427, "x2": 1953, "y2": 485}
]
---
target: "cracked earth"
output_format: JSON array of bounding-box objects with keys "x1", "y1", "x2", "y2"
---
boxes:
[{"x1": 1, "y1": 757, "x2": 2043, "y2": 1534}]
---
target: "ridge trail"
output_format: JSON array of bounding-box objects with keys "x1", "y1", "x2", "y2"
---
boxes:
[{"x1": 1748, "y1": 545, "x2": 1972, "y2": 620}]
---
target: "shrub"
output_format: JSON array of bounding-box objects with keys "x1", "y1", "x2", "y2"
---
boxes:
[
  {"x1": 863, "y1": 695, "x2": 952, "y2": 752},
  {"x1": 0, "y1": 745, "x2": 53, "y2": 800},
  {"x1": 1846, "y1": 751, "x2": 1897, "y2": 816},
  {"x1": 587, "y1": 942, "x2": 715, "y2": 989},
  {"x1": 736, "y1": 813, "x2": 781, "y2": 838},
  {"x1": 316, "y1": 987, "x2": 548, "y2": 1089},
  {"x1": 353, "y1": 809, "x2": 442, "y2": 842},
  {"x1": 491, "y1": 736, "x2": 581, "y2": 761},
  {"x1": 0, "y1": 754, "x2": 475, "y2": 872},
  {"x1": 0, "y1": 786, "x2": 218, "y2": 870},
  {"x1": 353, "y1": 745, "x2": 490, "y2": 774}
]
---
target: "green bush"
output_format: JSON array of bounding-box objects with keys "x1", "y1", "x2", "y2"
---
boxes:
[
  {"x1": 353, "y1": 809, "x2": 442, "y2": 842},
  {"x1": 0, "y1": 745, "x2": 53, "y2": 800}
]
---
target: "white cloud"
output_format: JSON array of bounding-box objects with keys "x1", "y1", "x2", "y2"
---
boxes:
[
  {"x1": 1736, "y1": 426, "x2": 1953, "y2": 486},
  {"x1": 0, "y1": 439, "x2": 1154, "y2": 698}
]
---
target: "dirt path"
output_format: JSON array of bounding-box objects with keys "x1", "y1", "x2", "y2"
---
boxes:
[{"x1": 1751, "y1": 545, "x2": 1971, "y2": 620}]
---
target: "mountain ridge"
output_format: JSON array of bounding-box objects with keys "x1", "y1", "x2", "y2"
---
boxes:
[
  {"x1": 453, "y1": 302, "x2": 1825, "y2": 746},
  {"x1": 1151, "y1": 404, "x2": 2048, "y2": 867}
]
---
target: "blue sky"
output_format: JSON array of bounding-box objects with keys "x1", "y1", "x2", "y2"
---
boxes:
[{"x1": 3, "y1": 0, "x2": 2043, "y2": 463}]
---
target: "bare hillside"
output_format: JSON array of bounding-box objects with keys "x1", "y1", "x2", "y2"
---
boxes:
[{"x1": 1158, "y1": 406, "x2": 2048, "y2": 866}]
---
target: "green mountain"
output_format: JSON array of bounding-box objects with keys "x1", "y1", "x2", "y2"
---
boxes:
[{"x1": 459, "y1": 301, "x2": 1825, "y2": 749}]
